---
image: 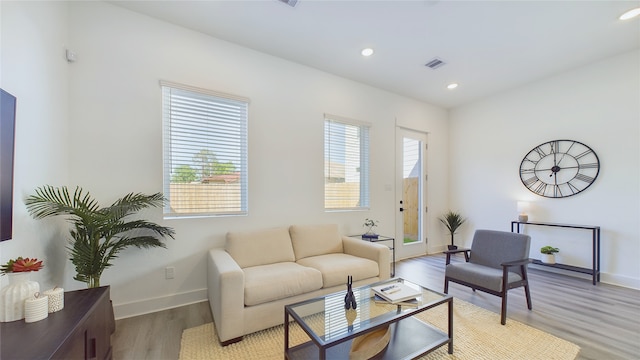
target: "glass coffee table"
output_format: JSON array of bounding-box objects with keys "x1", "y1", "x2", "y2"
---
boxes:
[{"x1": 284, "y1": 278, "x2": 453, "y2": 360}]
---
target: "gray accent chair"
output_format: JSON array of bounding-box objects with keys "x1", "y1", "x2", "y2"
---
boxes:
[{"x1": 444, "y1": 229, "x2": 532, "y2": 325}]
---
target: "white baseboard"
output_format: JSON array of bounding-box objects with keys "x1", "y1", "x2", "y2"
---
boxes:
[
  {"x1": 600, "y1": 273, "x2": 640, "y2": 290},
  {"x1": 113, "y1": 288, "x2": 208, "y2": 320},
  {"x1": 529, "y1": 264, "x2": 639, "y2": 290}
]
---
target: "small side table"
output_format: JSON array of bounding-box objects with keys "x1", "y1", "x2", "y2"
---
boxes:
[
  {"x1": 444, "y1": 248, "x2": 471, "y2": 265},
  {"x1": 350, "y1": 234, "x2": 395, "y2": 276}
]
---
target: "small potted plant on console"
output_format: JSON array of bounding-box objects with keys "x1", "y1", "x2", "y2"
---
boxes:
[{"x1": 540, "y1": 246, "x2": 559, "y2": 264}]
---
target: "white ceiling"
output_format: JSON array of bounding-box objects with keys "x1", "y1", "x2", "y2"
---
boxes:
[{"x1": 111, "y1": 0, "x2": 640, "y2": 109}]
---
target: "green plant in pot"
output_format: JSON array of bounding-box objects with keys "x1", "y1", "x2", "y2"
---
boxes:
[
  {"x1": 439, "y1": 210, "x2": 466, "y2": 250},
  {"x1": 540, "y1": 246, "x2": 559, "y2": 264},
  {"x1": 25, "y1": 185, "x2": 175, "y2": 288}
]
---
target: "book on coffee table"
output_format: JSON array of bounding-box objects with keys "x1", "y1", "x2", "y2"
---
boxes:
[
  {"x1": 373, "y1": 294, "x2": 419, "y2": 307},
  {"x1": 371, "y1": 282, "x2": 421, "y2": 304}
]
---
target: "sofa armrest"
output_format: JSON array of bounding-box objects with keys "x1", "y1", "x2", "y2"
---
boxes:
[
  {"x1": 342, "y1": 236, "x2": 391, "y2": 280},
  {"x1": 208, "y1": 248, "x2": 245, "y2": 344}
]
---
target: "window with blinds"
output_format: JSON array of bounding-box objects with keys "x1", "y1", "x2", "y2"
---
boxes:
[
  {"x1": 161, "y1": 82, "x2": 248, "y2": 217},
  {"x1": 324, "y1": 115, "x2": 370, "y2": 210}
]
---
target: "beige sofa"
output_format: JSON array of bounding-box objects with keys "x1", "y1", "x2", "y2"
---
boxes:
[{"x1": 207, "y1": 224, "x2": 391, "y2": 345}]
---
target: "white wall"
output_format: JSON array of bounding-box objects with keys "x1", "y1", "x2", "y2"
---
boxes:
[
  {"x1": 449, "y1": 50, "x2": 640, "y2": 289},
  {"x1": 0, "y1": 2, "x2": 70, "y2": 291},
  {"x1": 62, "y1": 2, "x2": 449, "y2": 317}
]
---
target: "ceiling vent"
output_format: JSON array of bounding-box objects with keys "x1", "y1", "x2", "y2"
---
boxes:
[
  {"x1": 277, "y1": 0, "x2": 299, "y2": 7},
  {"x1": 425, "y1": 58, "x2": 446, "y2": 70}
]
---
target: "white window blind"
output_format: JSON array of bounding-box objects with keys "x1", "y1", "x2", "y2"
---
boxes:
[
  {"x1": 162, "y1": 82, "x2": 248, "y2": 217},
  {"x1": 324, "y1": 115, "x2": 370, "y2": 210}
]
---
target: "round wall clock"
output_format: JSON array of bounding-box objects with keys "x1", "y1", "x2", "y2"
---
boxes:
[{"x1": 519, "y1": 139, "x2": 600, "y2": 198}]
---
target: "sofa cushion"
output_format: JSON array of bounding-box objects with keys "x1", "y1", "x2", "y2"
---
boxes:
[
  {"x1": 297, "y1": 253, "x2": 379, "y2": 288},
  {"x1": 225, "y1": 227, "x2": 295, "y2": 269},
  {"x1": 243, "y1": 262, "x2": 323, "y2": 306},
  {"x1": 289, "y1": 224, "x2": 343, "y2": 260}
]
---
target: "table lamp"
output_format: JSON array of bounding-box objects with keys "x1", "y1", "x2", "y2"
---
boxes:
[{"x1": 517, "y1": 201, "x2": 529, "y2": 222}]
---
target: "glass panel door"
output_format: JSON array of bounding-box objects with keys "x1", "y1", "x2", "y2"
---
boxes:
[{"x1": 396, "y1": 128, "x2": 428, "y2": 259}]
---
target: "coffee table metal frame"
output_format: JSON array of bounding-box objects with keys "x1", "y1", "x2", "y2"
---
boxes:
[{"x1": 284, "y1": 278, "x2": 453, "y2": 360}]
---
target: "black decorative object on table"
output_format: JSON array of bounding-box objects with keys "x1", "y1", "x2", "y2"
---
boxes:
[
  {"x1": 362, "y1": 218, "x2": 379, "y2": 238},
  {"x1": 344, "y1": 275, "x2": 357, "y2": 309}
]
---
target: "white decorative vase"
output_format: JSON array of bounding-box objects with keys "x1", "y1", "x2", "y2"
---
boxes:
[
  {"x1": 542, "y1": 254, "x2": 556, "y2": 264},
  {"x1": 0, "y1": 272, "x2": 40, "y2": 322}
]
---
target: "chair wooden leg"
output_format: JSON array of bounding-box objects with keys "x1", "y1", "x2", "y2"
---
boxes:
[
  {"x1": 521, "y1": 265, "x2": 532, "y2": 310},
  {"x1": 524, "y1": 284, "x2": 532, "y2": 310},
  {"x1": 500, "y1": 291, "x2": 508, "y2": 325}
]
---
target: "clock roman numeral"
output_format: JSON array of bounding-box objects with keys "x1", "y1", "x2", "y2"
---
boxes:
[
  {"x1": 553, "y1": 184, "x2": 563, "y2": 198},
  {"x1": 579, "y1": 162, "x2": 598, "y2": 169},
  {"x1": 564, "y1": 141, "x2": 576, "y2": 155},
  {"x1": 550, "y1": 140, "x2": 560, "y2": 154},
  {"x1": 523, "y1": 157, "x2": 539, "y2": 166},
  {"x1": 534, "y1": 182, "x2": 547, "y2": 194},
  {"x1": 533, "y1": 146, "x2": 547, "y2": 159},
  {"x1": 575, "y1": 173, "x2": 595, "y2": 183},
  {"x1": 520, "y1": 167, "x2": 536, "y2": 174},
  {"x1": 567, "y1": 181, "x2": 581, "y2": 194},
  {"x1": 574, "y1": 149, "x2": 594, "y2": 159},
  {"x1": 523, "y1": 176, "x2": 538, "y2": 187}
]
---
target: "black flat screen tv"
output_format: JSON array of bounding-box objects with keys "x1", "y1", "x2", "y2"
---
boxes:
[{"x1": 1, "y1": 88, "x2": 16, "y2": 241}]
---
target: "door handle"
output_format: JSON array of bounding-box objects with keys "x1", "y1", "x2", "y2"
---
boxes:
[{"x1": 399, "y1": 208, "x2": 404, "y2": 212}]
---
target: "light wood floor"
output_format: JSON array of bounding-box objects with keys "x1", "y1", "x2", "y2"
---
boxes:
[{"x1": 112, "y1": 253, "x2": 640, "y2": 359}]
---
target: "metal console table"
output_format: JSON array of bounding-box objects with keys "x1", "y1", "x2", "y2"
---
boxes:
[{"x1": 511, "y1": 221, "x2": 600, "y2": 285}]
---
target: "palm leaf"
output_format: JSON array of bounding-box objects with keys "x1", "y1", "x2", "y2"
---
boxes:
[{"x1": 439, "y1": 210, "x2": 466, "y2": 234}]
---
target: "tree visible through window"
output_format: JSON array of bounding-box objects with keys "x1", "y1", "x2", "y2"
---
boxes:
[
  {"x1": 324, "y1": 115, "x2": 370, "y2": 210},
  {"x1": 162, "y1": 82, "x2": 248, "y2": 217}
]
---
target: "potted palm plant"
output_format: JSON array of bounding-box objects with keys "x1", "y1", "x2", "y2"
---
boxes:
[
  {"x1": 439, "y1": 210, "x2": 466, "y2": 250},
  {"x1": 25, "y1": 185, "x2": 175, "y2": 288}
]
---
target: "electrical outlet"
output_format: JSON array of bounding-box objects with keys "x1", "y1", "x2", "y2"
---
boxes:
[{"x1": 165, "y1": 266, "x2": 175, "y2": 279}]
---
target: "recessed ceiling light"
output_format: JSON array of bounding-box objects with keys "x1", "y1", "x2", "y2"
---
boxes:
[
  {"x1": 361, "y1": 48, "x2": 374, "y2": 57},
  {"x1": 619, "y1": 7, "x2": 640, "y2": 20},
  {"x1": 447, "y1": 83, "x2": 459, "y2": 90}
]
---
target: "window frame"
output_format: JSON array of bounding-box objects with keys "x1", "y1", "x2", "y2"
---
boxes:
[
  {"x1": 161, "y1": 81, "x2": 249, "y2": 218},
  {"x1": 324, "y1": 114, "x2": 370, "y2": 211}
]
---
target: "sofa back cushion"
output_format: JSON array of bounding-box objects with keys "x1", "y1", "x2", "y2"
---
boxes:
[
  {"x1": 225, "y1": 227, "x2": 295, "y2": 268},
  {"x1": 289, "y1": 224, "x2": 343, "y2": 260}
]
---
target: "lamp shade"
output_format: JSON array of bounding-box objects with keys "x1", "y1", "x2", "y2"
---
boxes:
[{"x1": 517, "y1": 201, "x2": 529, "y2": 213}]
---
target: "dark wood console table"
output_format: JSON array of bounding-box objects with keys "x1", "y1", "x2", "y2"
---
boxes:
[
  {"x1": 0, "y1": 286, "x2": 115, "y2": 359},
  {"x1": 511, "y1": 221, "x2": 600, "y2": 285}
]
